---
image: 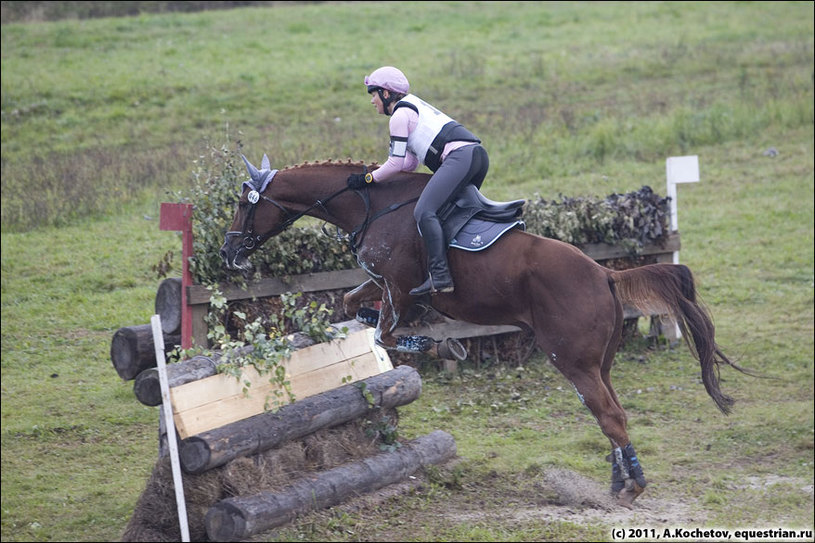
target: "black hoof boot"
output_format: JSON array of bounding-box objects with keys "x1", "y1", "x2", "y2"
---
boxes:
[{"x1": 356, "y1": 307, "x2": 380, "y2": 327}]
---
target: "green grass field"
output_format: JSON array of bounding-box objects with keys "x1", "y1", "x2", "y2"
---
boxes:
[{"x1": 1, "y1": 2, "x2": 813, "y2": 541}]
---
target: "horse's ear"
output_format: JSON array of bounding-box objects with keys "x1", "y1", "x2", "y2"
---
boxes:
[
  {"x1": 241, "y1": 154, "x2": 260, "y2": 181},
  {"x1": 261, "y1": 154, "x2": 271, "y2": 171}
]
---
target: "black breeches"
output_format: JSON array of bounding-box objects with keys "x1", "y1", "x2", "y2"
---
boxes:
[{"x1": 414, "y1": 144, "x2": 489, "y2": 224}]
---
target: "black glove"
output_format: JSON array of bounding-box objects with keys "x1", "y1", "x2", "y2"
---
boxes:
[{"x1": 347, "y1": 172, "x2": 374, "y2": 190}]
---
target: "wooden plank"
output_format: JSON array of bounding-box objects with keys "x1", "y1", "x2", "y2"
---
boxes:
[
  {"x1": 394, "y1": 318, "x2": 521, "y2": 340},
  {"x1": 579, "y1": 233, "x2": 680, "y2": 261},
  {"x1": 170, "y1": 329, "x2": 374, "y2": 413},
  {"x1": 190, "y1": 303, "x2": 209, "y2": 348},
  {"x1": 174, "y1": 352, "x2": 387, "y2": 438},
  {"x1": 187, "y1": 268, "x2": 369, "y2": 304},
  {"x1": 170, "y1": 329, "x2": 392, "y2": 438}
]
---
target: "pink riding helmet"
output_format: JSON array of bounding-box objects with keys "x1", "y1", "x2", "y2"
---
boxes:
[{"x1": 364, "y1": 66, "x2": 410, "y2": 94}]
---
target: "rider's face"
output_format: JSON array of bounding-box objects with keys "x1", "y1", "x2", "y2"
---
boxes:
[{"x1": 370, "y1": 90, "x2": 389, "y2": 115}]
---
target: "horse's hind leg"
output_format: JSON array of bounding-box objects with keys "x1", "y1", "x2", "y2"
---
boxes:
[
  {"x1": 544, "y1": 331, "x2": 646, "y2": 507},
  {"x1": 564, "y1": 365, "x2": 646, "y2": 507},
  {"x1": 597, "y1": 310, "x2": 648, "y2": 506}
]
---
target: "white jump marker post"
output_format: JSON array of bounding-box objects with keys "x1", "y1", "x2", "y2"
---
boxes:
[
  {"x1": 150, "y1": 314, "x2": 190, "y2": 542},
  {"x1": 665, "y1": 155, "x2": 700, "y2": 340}
]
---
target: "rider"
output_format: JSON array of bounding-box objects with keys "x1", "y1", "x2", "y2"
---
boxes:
[{"x1": 347, "y1": 66, "x2": 489, "y2": 296}]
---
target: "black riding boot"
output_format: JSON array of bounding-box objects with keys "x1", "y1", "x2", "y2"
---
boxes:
[{"x1": 410, "y1": 216, "x2": 454, "y2": 296}]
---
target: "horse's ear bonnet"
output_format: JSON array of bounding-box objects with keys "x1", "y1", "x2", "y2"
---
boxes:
[{"x1": 241, "y1": 154, "x2": 277, "y2": 194}]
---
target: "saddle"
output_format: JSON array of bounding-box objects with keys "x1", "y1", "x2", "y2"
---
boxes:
[{"x1": 439, "y1": 185, "x2": 526, "y2": 252}]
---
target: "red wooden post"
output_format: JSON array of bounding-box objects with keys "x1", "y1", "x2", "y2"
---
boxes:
[{"x1": 160, "y1": 203, "x2": 194, "y2": 349}]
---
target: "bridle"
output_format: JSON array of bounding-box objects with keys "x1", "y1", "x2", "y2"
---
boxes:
[
  {"x1": 225, "y1": 182, "x2": 350, "y2": 254},
  {"x1": 225, "y1": 170, "x2": 418, "y2": 257}
]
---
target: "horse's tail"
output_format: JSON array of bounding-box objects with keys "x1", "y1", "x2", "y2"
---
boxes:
[{"x1": 609, "y1": 263, "x2": 755, "y2": 415}]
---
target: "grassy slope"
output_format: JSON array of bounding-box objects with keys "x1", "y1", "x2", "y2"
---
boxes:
[{"x1": 1, "y1": 2, "x2": 813, "y2": 541}]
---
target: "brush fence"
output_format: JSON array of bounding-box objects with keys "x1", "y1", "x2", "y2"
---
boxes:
[{"x1": 160, "y1": 234, "x2": 680, "y2": 352}]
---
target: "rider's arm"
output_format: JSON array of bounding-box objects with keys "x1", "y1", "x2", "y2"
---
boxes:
[{"x1": 372, "y1": 108, "x2": 419, "y2": 182}]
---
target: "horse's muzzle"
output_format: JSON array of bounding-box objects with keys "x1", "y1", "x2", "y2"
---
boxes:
[{"x1": 220, "y1": 232, "x2": 252, "y2": 271}]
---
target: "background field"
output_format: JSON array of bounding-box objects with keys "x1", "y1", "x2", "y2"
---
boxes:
[{"x1": 1, "y1": 2, "x2": 813, "y2": 541}]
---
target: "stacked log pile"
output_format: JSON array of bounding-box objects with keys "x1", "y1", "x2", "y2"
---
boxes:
[{"x1": 115, "y1": 281, "x2": 456, "y2": 542}]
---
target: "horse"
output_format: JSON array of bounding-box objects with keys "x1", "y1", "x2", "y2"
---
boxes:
[{"x1": 220, "y1": 154, "x2": 750, "y2": 507}]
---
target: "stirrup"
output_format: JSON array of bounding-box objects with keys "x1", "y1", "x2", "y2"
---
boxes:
[{"x1": 410, "y1": 276, "x2": 454, "y2": 296}]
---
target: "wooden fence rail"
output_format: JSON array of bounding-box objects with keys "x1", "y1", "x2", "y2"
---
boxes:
[{"x1": 182, "y1": 234, "x2": 680, "y2": 348}]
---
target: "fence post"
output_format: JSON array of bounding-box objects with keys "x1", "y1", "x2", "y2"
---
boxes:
[
  {"x1": 160, "y1": 203, "x2": 194, "y2": 350},
  {"x1": 151, "y1": 314, "x2": 190, "y2": 542},
  {"x1": 665, "y1": 155, "x2": 700, "y2": 341}
]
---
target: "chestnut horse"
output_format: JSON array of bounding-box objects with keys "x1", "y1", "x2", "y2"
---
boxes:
[{"x1": 220, "y1": 156, "x2": 748, "y2": 507}]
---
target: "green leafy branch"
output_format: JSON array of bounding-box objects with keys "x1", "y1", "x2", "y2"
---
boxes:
[
  {"x1": 190, "y1": 288, "x2": 344, "y2": 411},
  {"x1": 364, "y1": 415, "x2": 401, "y2": 453}
]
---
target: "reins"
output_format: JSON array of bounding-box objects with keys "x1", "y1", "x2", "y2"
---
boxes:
[
  {"x1": 230, "y1": 174, "x2": 418, "y2": 257},
  {"x1": 347, "y1": 189, "x2": 419, "y2": 255},
  {"x1": 228, "y1": 184, "x2": 350, "y2": 253}
]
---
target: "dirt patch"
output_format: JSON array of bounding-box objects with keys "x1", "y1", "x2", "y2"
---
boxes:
[
  {"x1": 390, "y1": 466, "x2": 707, "y2": 531},
  {"x1": 288, "y1": 462, "x2": 708, "y2": 541},
  {"x1": 475, "y1": 468, "x2": 703, "y2": 528}
]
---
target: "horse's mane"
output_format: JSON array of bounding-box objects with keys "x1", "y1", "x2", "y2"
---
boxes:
[
  {"x1": 281, "y1": 159, "x2": 377, "y2": 171},
  {"x1": 278, "y1": 159, "x2": 430, "y2": 196}
]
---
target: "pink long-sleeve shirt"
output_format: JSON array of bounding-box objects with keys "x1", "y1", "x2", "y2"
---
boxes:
[{"x1": 371, "y1": 106, "x2": 472, "y2": 181}]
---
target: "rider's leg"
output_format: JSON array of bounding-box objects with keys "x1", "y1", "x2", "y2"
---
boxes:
[
  {"x1": 410, "y1": 214, "x2": 454, "y2": 295},
  {"x1": 410, "y1": 145, "x2": 488, "y2": 296}
]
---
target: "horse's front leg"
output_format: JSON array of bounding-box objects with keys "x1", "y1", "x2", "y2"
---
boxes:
[
  {"x1": 343, "y1": 279, "x2": 382, "y2": 322},
  {"x1": 368, "y1": 280, "x2": 406, "y2": 350},
  {"x1": 371, "y1": 281, "x2": 466, "y2": 361}
]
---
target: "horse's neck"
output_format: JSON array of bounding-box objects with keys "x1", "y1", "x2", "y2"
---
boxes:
[{"x1": 280, "y1": 165, "x2": 428, "y2": 230}]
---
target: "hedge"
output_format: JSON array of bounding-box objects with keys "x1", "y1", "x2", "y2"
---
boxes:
[{"x1": 171, "y1": 143, "x2": 671, "y2": 286}]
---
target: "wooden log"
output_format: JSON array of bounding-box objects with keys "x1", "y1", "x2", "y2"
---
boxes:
[
  {"x1": 110, "y1": 324, "x2": 181, "y2": 381},
  {"x1": 131, "y1": 319, "x2": 367, "y2": 406},
  {"x1": 133, "y1": 353, "x2": 223, "y2": 407},
  {"x1": 205, "y1": 429, "x2": 456, "y2": 541},
  {"x1": 179, "y1": 364, "x2": 422, "y2": 474},
  {"x1": 154, "y1": 277, "x2": 182, "y2": 335}
]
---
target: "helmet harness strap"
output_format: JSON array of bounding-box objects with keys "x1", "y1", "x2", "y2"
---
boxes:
[{"x1": 376, "y1": 88, "x2": 397, "y2": 116}]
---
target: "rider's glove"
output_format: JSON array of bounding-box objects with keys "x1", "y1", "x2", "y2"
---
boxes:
[{"x1": 347, "y1": 172, "x2": 374, "y2": 190}]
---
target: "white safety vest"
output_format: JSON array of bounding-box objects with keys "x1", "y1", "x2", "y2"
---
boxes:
[{"x1": 396, "y1": 94, "x2": 455, "y2": 165}]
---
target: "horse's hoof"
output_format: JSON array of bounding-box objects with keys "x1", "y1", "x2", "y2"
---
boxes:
[
  {"x1": 615, "y1": 478, "x2": 645, "y2": 509},
  {"x1": 437, "y1": 337, "x2": 467, "y2": 361}
]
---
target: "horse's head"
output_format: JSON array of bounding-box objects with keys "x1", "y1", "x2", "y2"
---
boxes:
[
  {"x1": 220, "y1": 154, "x2": 289, "y2": 271},
  {"x1": 220, "y1": 155, "x2": 422, "y2": 271}
]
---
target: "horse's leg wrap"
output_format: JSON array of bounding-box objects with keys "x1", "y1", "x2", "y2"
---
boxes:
[
  {"x1": 609, "y1": 443, "x2": 647, "y2": 507},
  {"x1": 621, "y1": 443, "x2": 647, "y2": 488},
  {"x1": 396, "y1": 335, "x2": 435, "y2": 353},
  {"x1": 608, "y1": 444, "x2": 647, "y2": 488},
  {"x1": 610, "y1": 453, "x2": 625, "y2": 493},
  {"x1": 356, "y1": 307, "x2": 380, "y2": 327}
]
